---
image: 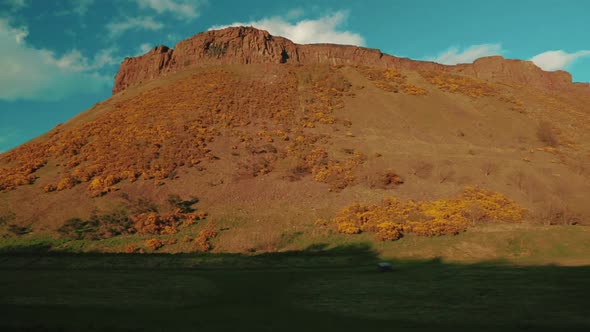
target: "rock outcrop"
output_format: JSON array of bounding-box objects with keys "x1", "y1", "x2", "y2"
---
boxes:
[{"x1": 113, "y1": 26, "x2": 585, "y2": 94}]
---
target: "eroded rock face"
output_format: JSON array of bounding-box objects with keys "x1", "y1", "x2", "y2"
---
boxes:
[
  {"x1": 113, "y1": 46, "x2": 174, "y2": 94},
  {"x1": 112, "y1": 26, "x2": 583, "y2": 94}
]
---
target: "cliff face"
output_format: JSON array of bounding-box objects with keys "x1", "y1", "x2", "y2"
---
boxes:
[
  {"x1": 113, "y1": 46, "x2": 174, "y2": 94},
  {"x1": 112, "y1": 26, "x2": 583, "y2": 94}
]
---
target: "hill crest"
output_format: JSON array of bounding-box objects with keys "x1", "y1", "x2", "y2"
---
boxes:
[{"x1": 113, "y1": 26, "x2": 585, "y2": 95}]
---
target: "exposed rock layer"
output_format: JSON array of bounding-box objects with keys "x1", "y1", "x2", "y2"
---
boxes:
[{"x1": 113, "y1": 26, "x2": 586, "y2": 94}]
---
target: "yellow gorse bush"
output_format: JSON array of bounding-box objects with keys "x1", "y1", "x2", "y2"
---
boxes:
[
  {"x1": 333, "y1": 187, "x2": 525, "y2": 241},
  {"x1": 145, "y1": 238, "x2": 164, "y2": 251},
  {"x1": 0, "y1": 66, "x2": 361, "y2": 194}
]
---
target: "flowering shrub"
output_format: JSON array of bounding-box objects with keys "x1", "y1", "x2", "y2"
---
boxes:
[
  {"x1": 58, "y1": 195, "x2": 206, "y2": 240},
  {"x1": 195, "y1": 227, "x2": 218, "y2": 252},
  {"x1": 0, "y1": 68, "x2": 300, "y2": 193},
  {"x1": 0, "y1": 65, "x2": 364, "y2": 194},
  {"x1": 132, "y1": 207, "x2": 204, "y2": 235},
  {"x1": 124, "y1": 244, "x2": 138, "y2": 253},
  {"x1": 0, "y1": 145, "x2": 47, "y2": 191},
  {"x1": 332, "y1": 187, "x2": 525, "y2": 241},
  {"x1": 145, "y1": 238, "x2": 163, "y2": 250},
  {"x1": 375, "y1": 222, "x2": 403, "y2": 241}
]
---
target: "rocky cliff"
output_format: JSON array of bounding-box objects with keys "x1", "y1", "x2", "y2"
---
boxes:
[{"x1": 113, "y1": 26, "x2": 585, "y2": 94}]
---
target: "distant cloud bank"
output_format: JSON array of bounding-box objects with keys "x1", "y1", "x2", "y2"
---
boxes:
[{"x1": 0, "y1": 19, "x2": 113, "y2": 101}]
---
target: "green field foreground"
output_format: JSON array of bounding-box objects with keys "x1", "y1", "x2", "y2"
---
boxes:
[{"x1": 1, "y1": 244, "x2": 589, "y2": 331}]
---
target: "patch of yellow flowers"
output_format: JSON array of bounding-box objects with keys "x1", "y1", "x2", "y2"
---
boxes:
[{"x1": 333, "y1": 187, "x2": 525, "y2": 241}]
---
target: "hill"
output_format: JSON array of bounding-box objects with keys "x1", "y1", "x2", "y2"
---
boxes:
[{"x1": 1, "y1": 27, "x2": 589, "y2": 256}]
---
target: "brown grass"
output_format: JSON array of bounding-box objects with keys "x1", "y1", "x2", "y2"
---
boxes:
[{"x1": 536, "y1": 121, "x2": 559, "y2": 147}]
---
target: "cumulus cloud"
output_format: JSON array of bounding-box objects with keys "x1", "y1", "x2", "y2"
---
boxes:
[
  {"x1": 209, "y1": 10, "x2": 365, "y2": 46},
  {"x1": 530, "y1": 50, "x2": 590, "y2": 71},
  {"x1": 427, "y1": 44, "x2": 503, "y2": 65},
  {"x1": 0, "y1": 19, "x2": 112, "y2": 101},
  {"x1": 45, "y1": 47, "x2": 118, "y2": 72},
  {"x1": 106, "y1": 16, "x2": 163, "y2": 38},
  {"x1": 135, "y1": 0, "x2": 201, "y2": 20}
]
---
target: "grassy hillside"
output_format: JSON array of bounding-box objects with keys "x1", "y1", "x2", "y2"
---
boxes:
[{"x1": 1, "y1": 63, "x2": 589, "y2": 252}]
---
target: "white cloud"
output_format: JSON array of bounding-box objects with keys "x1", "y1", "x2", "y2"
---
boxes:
[
  {"x1": 71, "y1": 0, "x2": 94, "y2": 16},
  {"x1": 530, "y1": 50, "x2": 590, "y2": 71},
  {"x1": 135, "y1": 0, "x2": 201, "y2": 20},
  {"x1": 167, "y1": 33, "x2": 179, "y2": 43},
  {"x1": 209, "y1": 11, "x2": 365, "y2": 46},
  {"x1": 54, "y1": 0, "x2": 94, "y2": 17},
  {"x1": 138, "y1": 43, "x2": 152, "y2": 54},
  {"x1": 13, "y1": 25, "x2": 27, "y2": 44},
  {"x1": 286, "y1": 8, "x2": 304, "y2": 20},
  {"x1": 92, "y1": 48, "x2": 119, "y2": 68},
  {"x1": 427, "y1": 44, "x2": 503, "y2": 65},
  {"x1": 5, "y1": 0, "x2": 27, "y2": 11},
  {"x1": 106, "y1": 16, "x2": 163, "y2": 38},
  {"x1": 0, "y1": 19, "x2": 112, "y2": 101},
  {"x1": 45, "y1": 47, "x2": 119, "y2": 72}
]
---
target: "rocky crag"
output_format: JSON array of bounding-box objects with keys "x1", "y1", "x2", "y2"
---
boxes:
[{"x1": 113, "y1": 26, "x2": 587, "y2": 94}]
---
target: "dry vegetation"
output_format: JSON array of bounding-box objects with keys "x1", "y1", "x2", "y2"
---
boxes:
[
  {"x1": 57, "y1": 194, "x2": 206, "y2": 241},
  {"x1": 356, "y1": 67, "x2": 428, "y2": 95},
  {"x1": 1, "y1": 59, "x2": 589, "y2": 250},
  {"x1": 536, "y1": 121, "x2": 559, "y2": 147},
  {"x1": 332, "y1": 187, "x2": 525, "y2": 241},
  {"x1": 0, "y1": 65, "x2": 372, "y2": 194},
  {"x1": 421, "y1": 72, "x2": 496, "y2": 97},
  {"x1": 195, "y1": 226, "x2": 218, "y2": 252}
]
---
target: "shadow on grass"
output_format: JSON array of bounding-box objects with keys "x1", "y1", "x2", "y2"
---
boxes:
[
  {"x1": 0, "y1": 242, "x2": 380, "y2": 271},
  {"x1": 0, "y1": 242, "x2": 589, "y2": 331}
]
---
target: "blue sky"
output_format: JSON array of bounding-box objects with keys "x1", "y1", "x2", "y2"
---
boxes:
[{"x1": 1, "y1": 0, "x2": 589, "y2": 152}]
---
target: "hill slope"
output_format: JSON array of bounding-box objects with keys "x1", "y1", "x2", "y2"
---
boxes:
[{"x1": 1, "y1": 27, "x2": 589, "y2": 254}]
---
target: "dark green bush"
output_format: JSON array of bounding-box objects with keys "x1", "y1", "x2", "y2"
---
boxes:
[
  {"x1": 8, "y1": 224, "x2": 31, "y2": 236},
  {"x1": 167, "y1": 194, "x2": 198, "y2": 213},
  {"x1": 58, "y1": 210, "x2": 134, "y2": 240}
]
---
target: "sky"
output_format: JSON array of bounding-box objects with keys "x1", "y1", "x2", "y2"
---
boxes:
[{"x1": 1, "y1": 0, "x2": 589, "y2": 152}]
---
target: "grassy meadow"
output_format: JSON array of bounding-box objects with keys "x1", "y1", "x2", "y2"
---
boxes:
[{"x1": 1, "y1": 238, "x2": 590, "y2": 331}]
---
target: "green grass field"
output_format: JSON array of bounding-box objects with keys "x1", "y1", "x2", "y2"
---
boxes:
[{"x1": 1, "y1": 243, "x2": 589, "y2": 332}]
